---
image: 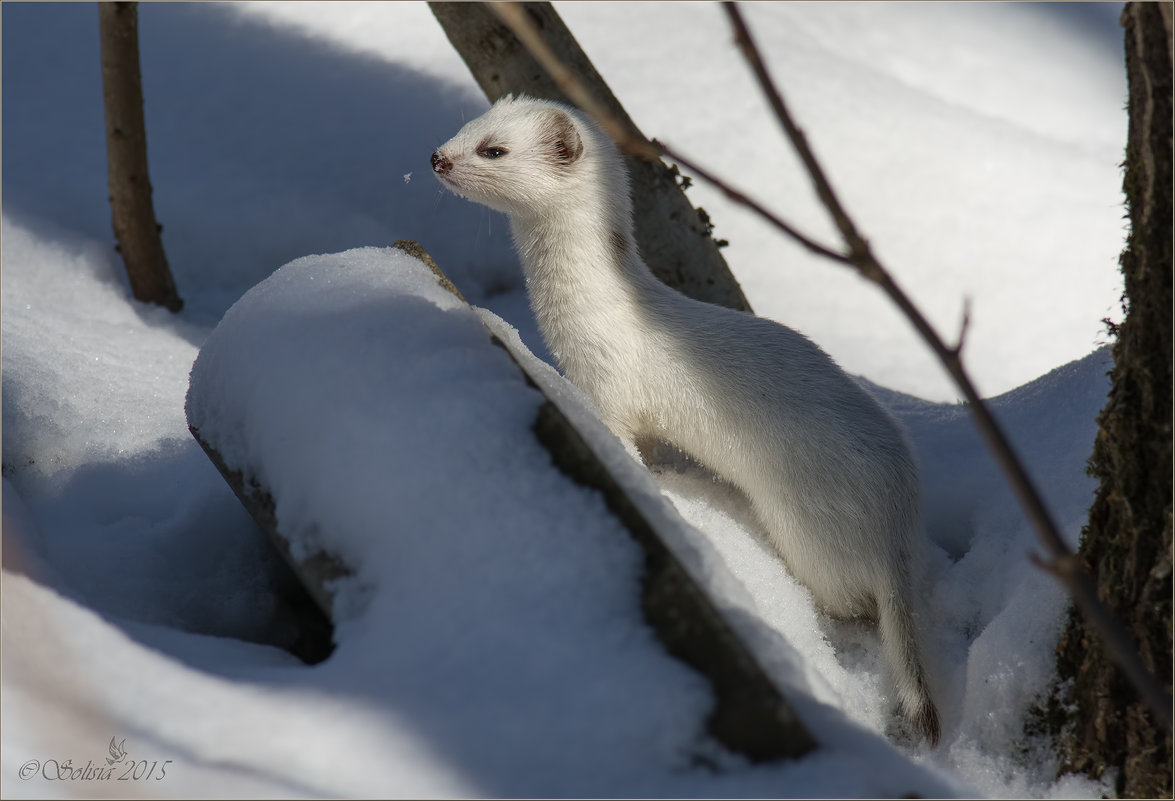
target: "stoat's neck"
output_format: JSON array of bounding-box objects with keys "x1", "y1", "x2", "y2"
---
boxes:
[{"x1": 509, "y1": 207, "x2": 663, "y2": 388}]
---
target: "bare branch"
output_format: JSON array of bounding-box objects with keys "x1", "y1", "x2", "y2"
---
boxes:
[
  {"x1": 721, "y1": 2, "x2": 870, "y2": 260},
  {"x1": 431, "y1": 2, "x2": 753, "y2": 311},
  {"x1": 488, "y1": 0, "x2": 1172, "y2": 727},
  {"x1": 655, "y1": 143, "x2": 852, "y2": 264},
  {"x1": 486, "y1": 3, "x2": 849, "y2": 265},
  {"x1": 488, "y1": 3, "x2": 656, "y2": 160},
  {"x1": 723, "y1": 0, "x2": 1171, "y2": 728},
  {"x1": 952, "y1": 297, "x2": 973, "y2": 358}
]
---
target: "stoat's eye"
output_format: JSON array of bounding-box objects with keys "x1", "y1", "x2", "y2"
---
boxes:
[{"x1": 477, "y1": 146, "x2": 508, "y2": 159}]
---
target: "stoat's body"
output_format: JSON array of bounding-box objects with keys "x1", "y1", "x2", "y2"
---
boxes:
[{"x1": 432, "y1": 95, "x2": 940, "y2": 745}]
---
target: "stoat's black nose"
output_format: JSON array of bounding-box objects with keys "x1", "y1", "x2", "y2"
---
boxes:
[{"x1": 431, "y1": 151, "x2": 452, "y2": 175}]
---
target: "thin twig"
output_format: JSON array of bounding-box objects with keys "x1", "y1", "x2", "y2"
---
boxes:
[
  {"x1": 488, "y1": 3, "x2": 848, "y2": 265},
  {"x1": 952, "y1": 298, "x2": 973, "y2": 357},
  {"x1": 724, "y1": 0, "x2": 1171, "y2": 728},
  {"x1": 654, "y1": 143, "x2": 851, "y2": 264},
  {"x1": 487, "y1": 0, "x2": 1172, "y2": 728},
  {"x1": 489, "y1": 4, "x2": 656, "y2": 159},
  {"x1": 719, "y1": 3, "x2": 870, "y2": 261}
]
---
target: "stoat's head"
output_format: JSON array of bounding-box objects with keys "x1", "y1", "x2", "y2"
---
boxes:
[{"x1": 431, "y1": 95, "x2": 625, "y2": 220}]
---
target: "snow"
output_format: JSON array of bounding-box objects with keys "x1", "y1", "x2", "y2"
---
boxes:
[{"x1": 2, "y1": 1, "x2": 1126, "y2": 798}]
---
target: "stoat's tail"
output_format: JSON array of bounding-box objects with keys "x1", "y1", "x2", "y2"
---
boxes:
[{"x1": 878, "y1": 587, "x2": 941, "y2": 746}]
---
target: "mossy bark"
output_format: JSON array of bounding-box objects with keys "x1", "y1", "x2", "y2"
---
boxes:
[{"x1": 1048, "y1": 4, "x2": 1173, "y2": 797}]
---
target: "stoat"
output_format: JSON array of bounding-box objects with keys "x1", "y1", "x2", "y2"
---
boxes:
[{"x1": 432, "y1": 94, "x2": 940, "y2": 746}]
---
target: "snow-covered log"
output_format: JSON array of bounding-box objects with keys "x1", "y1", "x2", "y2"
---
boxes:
[{"x1": 186, "y1": 240, "x2": 814, "y2": 761}]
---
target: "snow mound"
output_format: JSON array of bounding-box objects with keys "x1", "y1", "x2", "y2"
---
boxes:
[{"x1": 179, "y1": 245, "x2": 965, "y2": 796}]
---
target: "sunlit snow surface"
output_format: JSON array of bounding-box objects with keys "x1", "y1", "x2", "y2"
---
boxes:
[{"x1": 2, "y1": 2, "x2": 1124, "y2": 797}]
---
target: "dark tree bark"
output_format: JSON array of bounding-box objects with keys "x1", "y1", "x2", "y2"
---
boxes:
[
  {"x1": 429, "y1": 2, "x2": 752, "y2": 313},
  {"x1": 1047, "y1": 3, "x2": 1173, "y2": 797},
  {"x1": 98, "y1": 1, "x2": 182, "y2": 312}
]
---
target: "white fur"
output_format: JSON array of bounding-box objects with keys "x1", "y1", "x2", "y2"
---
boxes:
[{"x1": 433, "y1": 95, "x2": 940, "y2": 745}]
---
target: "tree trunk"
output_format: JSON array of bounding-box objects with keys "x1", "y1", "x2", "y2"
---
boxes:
[
  {"x1": 1048, "y1": 3, "x2": 1172, "y2": 796},
  {"x1": 429, "y1": 2, "x2": 752, "y2": 313},
  {"x1": 98, "y1": 1, "x2": 182, "y2": 312}
]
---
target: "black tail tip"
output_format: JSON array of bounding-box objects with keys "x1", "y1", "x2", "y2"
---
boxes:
[{"x1": 915, "y1": 703, "x2": 941, "y2": 747}]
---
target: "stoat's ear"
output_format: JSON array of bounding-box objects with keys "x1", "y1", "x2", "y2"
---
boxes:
[{"x1": 546, "y1": 108, "x2": 584, "y2": 167}]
